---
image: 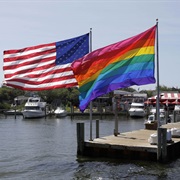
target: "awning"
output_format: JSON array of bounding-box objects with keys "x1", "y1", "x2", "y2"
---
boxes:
[{"x1": 147, "y1": 93, "x2": 180, "y2": 105}]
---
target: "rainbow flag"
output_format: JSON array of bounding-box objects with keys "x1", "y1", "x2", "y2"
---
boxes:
[{"x1": 71, "y1": 25, "x2": 157, "y2": 112}]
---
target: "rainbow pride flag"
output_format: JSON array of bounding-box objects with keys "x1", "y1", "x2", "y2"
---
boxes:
[{"x1": 71, "y1": 25, "x2": 157, "y2": 112}]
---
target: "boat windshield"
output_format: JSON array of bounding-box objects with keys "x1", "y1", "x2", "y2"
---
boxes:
[
  {"x1": 131, "y1": 105, "x2": 144, "y2": 108},
  {"x1": 29, "y1": 99, "x2": 39, "y2": 102},
  {"x1": 148, "y1": 116, "x2": 154, "y2": 121}
]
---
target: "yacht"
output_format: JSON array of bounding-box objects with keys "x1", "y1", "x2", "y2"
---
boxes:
[
  {"x1": 22, "y1": 97, "x2": 49, "y2": 118},
  {"x1": 128, "y1": 102, "x2": 146, "y2": 117}
]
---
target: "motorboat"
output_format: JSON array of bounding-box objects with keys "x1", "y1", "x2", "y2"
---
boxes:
[
  {"x1": 54, "y1": 106, "x2": 67, "y2": 117},
  {"x1": 128, "y1": 102, "x2": 146, "y2": 117},
  {"x1": 150, "y1": 107, "x2": 165, "y2": 114},
  {"x1": 22, "y1": 97, "x2": 49, "y2": 118},
  {"x1": 144, "y1": 113, "x2": 165, "y2": 125}
]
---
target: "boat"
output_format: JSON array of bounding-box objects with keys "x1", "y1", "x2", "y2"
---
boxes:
[
  {"x1": 128, "y1": 102, "x2": 146, "y2": 117},
  {"x1": 144, "y1": 113, "x2": 166, "y2": 126},
  {"x1": 54, "y1": 106, "x2": 67, "y2": 117},
  {"x1": 22, "y1": 97, "x2": 49, "y2": 118},
  {"x1": 4, "y1": 109, "x2": 22, "y2": 115},
  {"x1": 173, "y1": 105, "x2": 180, "y2": 122},
  {"x1": 150, "y1": 107, "x2": 165, "y2": 115}
]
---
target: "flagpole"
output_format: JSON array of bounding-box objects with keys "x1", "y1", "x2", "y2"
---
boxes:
[
  {"x1": 156, "y1": 19, "x2": 160, "y2": 128},
  {"x1": 156, "y1": 19, "x2": 161, "y2": 161},
  {"x1": 89, "y1": 28, "x2": 93, "y2": 141}
]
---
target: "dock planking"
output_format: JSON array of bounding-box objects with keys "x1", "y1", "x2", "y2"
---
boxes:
[{"x1": 77, "y1": 122, "x2": 180, "y2": 162}]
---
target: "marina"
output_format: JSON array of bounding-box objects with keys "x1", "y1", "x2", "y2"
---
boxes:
[{"x1": 0, "y1": 114, "x2": 180, "y2": 179}]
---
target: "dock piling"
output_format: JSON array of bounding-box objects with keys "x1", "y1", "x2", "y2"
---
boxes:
[
  {"x1": 157, "y1": 128, "x2": 167, "y2": 162},
  {"x1": 77, "y1": 123, "x2": 85, "y2": 155},
  {"x1": 96, "y1": 119, "x2": 99, "y2": 138}
]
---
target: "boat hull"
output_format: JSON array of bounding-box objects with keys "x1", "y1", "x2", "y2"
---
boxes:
[
  {"x1": 129, "y1": 110, "x2": 146, "y2": 117},
  {"x1": 128, "y1": 102, "x2": 146, "y2": 118},
  {"x1": 22, "y1": 96, "x2": 49, "y2": 119},
  {"x1": 22, "y1": 110, "x2": 48, "y2": 118},
  {"x1": 55, "y1": 112, "x2": 67, "y2": 117},
  {"x1": 54, "y1": 107, "x2": 67, "y2": 117}
]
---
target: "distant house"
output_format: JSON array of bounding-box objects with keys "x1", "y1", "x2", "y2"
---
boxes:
[{"x1": 13, "y1": 96, "x2": 29, "y2": 105}]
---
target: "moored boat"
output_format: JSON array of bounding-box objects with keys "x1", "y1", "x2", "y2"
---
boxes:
[
  {"x1": 22, "y1": 96, "x2": 49, "y2": 118},
  {"x1": 128, "y1": 102, "x2": 146, "y2": 117},
  {"x1": 54, "y1": 107, "x2": 67, "y2": 117},
  {"x1": 144, "y1": 113, "x2": 165, "y2": 125}
]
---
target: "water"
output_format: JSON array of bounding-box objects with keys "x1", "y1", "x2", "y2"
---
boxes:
[{"x1": 0, "y1": 114, "x2": 180, "y2": 179}]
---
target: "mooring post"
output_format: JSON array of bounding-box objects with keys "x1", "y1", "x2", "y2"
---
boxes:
[
  {"x1": 165, "y1": 111, "x2": 168, "y2": 124},
  {"x1": 173, "y1": 110, "x2": 176, "y2": 122},
  {"x1": 113, "y1": 96, "x2": 119, "y2": 136},
  {"x1": 14, "y1": 107, "x2": 17, "y2": 119},
  {"x1": 157, "y1": 128, "x2": 167, "y2": 162},
  {"x1": 96, "y1": 119, "x2": 99, "y2": 138},
  {"x1": 161, "y1": 128, "x2": 167, "y2": 162},
  {"x1": 45, "y1": 106, "x2": 46, "y2": 119},
  {"x1": 77, "y1": 123, "x2": 85, "y2": 155}
]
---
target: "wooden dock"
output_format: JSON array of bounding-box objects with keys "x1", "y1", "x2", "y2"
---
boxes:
[{"x1": 77, "y1": 122, "x2": 180, "y2": 162}]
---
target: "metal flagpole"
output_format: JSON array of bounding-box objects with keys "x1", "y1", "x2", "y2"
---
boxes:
[
  {"x1": 156, "y1": 19, "x2": 160, "y2": 128},
  {"x1": 89, "y1": 28, "x2": 93, "y2": 141},
  {"x1": 156, "y1": 19, "x2": 161, "y2": 161}
]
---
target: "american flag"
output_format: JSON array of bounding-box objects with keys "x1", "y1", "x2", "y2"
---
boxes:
[{"x1": 3, "y1": 33, "x2": 89, "y2": 91}]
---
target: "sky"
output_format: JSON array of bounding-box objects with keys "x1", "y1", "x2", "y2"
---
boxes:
[{"x1": 1, "y1": 0, "x2": 180, "y2": 91}]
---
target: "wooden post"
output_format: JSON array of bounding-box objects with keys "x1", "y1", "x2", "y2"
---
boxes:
[
  {"x1": 173, "y1": 110, "x2": 176, "y2": 122},
  {"x1": 96, "y1": 119, "x2": 99, "y2": 138},
  {"x1": 14, "y1": 106, "x2": 17, "y2": 119},
  {"x1": 161, "y1": 128, "x2": 167, "y2": 162},
  {"x1": 157, "y1": 128, "x2": 167, "y2": 162},
  {"x1": 157, "y1": 128, "x2": 161, "y2": 161},
  {"x1": 45, "y1": 106, "x2": 46, "y2": 119},
  {"x1": 77, "y1": 123, "x2": 84, "y2": 155},
  {"x1": 70, "y1": 102, "x2": 74, "y2": 120},
  {"x1": 113, "y1": 96, "x2": 119, "y2": 136},
  {"x1": 165, "y1": 111, "x2": 168, "y2": 124}
]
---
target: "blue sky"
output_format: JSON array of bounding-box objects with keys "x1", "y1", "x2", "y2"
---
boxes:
[{"x1": 1, "y1": 0, "x2": 180, "y2": 91}]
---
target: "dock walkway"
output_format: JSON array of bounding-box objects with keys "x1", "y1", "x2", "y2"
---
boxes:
[{"x1": 77, "y1": 122, "x2": 180, "y2": 162}]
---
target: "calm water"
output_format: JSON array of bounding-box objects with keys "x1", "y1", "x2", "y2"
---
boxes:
[{"x1": 0, "y1": 113, "x2": 180, "y2": 180}]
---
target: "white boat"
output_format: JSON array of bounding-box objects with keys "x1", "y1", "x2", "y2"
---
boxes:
[
  {"x1": 54, "y1": 107, "x2": 67, "y2": 117},
  {"x1": 171, "y1": 106, "x2": 180, "y2": 122},
  {"x1": 150, "y1": 107, "x2": 165, "y2": 114},
  {"x1": 22, "y1": 97, "x2": 49, "y2": 118},
  {"x1": 128, "y1": 102, "x2": 146, "y2": 117},
  {"x1": 144, "y1": 114, "x2": 165, "y2": 125}
]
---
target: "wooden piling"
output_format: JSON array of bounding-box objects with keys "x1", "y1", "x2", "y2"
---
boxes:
[
  {"x1": 157, "y1": 128, "x2": 167, "y2": 162},
  {"x1": 96, "y1": 120, "x2": 99, "y2": 138},
  {"x1": 14, "y1": 107, "x2": 17, "y2": 119},
  {"x1": 173, "y1": 111, "x2": 176, "y2": 122},
  {"x1": 77, "y1": 123, "x2": 84, "y2": 155}
]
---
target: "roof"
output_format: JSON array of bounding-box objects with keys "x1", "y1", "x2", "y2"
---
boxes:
[
  {"x1": 146, "y1": 93, "x2": 180, "y2": 105},
  {"x1": 148, "y1": 93, "x2": 180, "y2": 100}
]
